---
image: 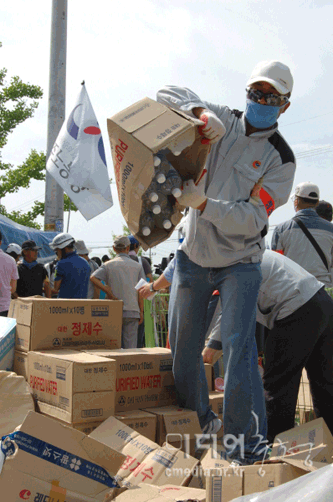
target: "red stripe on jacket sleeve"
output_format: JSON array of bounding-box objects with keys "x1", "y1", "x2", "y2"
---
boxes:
[
  {"x1": 259, "y1": 188, "x2": 275, "y2": 216},
  {"x1": 274, "y1": 249, "x2": 285, "y2": 255}
]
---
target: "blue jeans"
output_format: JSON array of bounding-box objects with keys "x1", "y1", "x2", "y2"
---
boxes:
[{"x1": 168, "y1": 250, "x2": 267, "y2": 463}]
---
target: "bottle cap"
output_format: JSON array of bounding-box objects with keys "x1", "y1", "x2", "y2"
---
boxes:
[
  {"x1": 152, "y1": 204, "x2": 162, "y2": 214},
  {"x1": 142, "y1": 227, "x2": 151, "y2": 236},
  {"x1": 149, "y1": 192, "x2": 158, "y2": 203},
  {"x1": 156, "y1": 173, "x2": 166, "y2": 184},
  {"x1": 171, "y1": 187, "x2": 182, "y2": 198},
  {"x1": 163, "y1": 220, "x2": 172, "y2": 230},
  {"x1": 153, "y1": 156, "x2": 161, "y2": 167}
]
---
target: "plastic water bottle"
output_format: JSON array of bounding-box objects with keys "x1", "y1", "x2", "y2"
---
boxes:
[
  {"x1": 159, "y1": 167, "x2": 182, "y2": 198},
  {"x1": 142, "y1": 181, "x2": 159, "y2": 205},
  {"x1": 154, "y1": 203, "x2": 174, "y2": 230},
  {"x1": 140, "y1": 212, "x2": 155, "y2": 236},
  {"x1": 154, "y1": 157, "x2": 173, "y2": 184},
  {"x1": 149, "y1": 189, "x2": 170, "y2": 215}
]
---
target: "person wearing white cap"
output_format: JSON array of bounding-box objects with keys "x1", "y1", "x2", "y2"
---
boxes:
[
  {"x1": 90, "y1": 235, "x2": 146, "y2": 348},
  {"x1": 75, "y1": 240, "x2": 99, "y2": 299},
  {"x1": 5, "y1": 243, "x2": 22, "y2": 263},
  {"x1": 272, "y1": 182, "x2": 333, "y2": 287},
  {"x1": 156, "y1": 60, "x2": 296, "y2": 465}
]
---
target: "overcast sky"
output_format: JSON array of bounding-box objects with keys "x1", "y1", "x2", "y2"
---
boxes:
[{"x1": 1, "y1": 0, "x2": 333, "y2": 266}]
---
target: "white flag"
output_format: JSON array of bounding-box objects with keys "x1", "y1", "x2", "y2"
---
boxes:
[{"x1": 46, "y1": 84, "x2": 113, "y2": 220}]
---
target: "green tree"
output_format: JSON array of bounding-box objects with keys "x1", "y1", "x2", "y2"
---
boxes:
[{"x1": 0, "y1": 42, "x2": 77, "y2": 229}]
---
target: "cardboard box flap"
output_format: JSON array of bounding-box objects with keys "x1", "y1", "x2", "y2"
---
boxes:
[
  {"x1": 34, "y1": 349, "x2": 114, "y2": 364},
  {"x1": 133, "y1": 110, "x2": 194, "y2": 153},
  {"x1": 90, "y1": 416, "x2": 157, "y2": 454},
  {"x1": 109, "y1": 98, "x2": 167, "y2": 134},
  {"x1": 267, "y1": 457, "x2": 319, "y2": 472},
  {"x1": 271, "y1": 443, "x2": 332, "y2": 464}
]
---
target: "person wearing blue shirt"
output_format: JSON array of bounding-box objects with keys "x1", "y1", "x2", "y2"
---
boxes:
[{"x1": 50, "y1": 233, "x2": 90, "y2": 299}]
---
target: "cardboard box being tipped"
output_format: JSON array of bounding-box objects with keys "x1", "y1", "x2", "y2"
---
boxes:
[{"x1": 107, "y1": 97, "x2": 210, "y2": 249}]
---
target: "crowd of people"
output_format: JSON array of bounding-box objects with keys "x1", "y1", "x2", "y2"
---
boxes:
[
  {"x1": 1, "y1": 59, "x2": 333, "y2": 467},
  {"x1": 0, "y1": 231, "x2": 154, "y2": 350}
]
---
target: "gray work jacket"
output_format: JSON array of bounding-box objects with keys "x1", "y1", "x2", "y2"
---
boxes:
[
  {"x1": 272, "y1": 208, "x2": 333, "y2": 287},
  {"x1": 157, "y1": 86, "x2": 296, "y2": 267}
]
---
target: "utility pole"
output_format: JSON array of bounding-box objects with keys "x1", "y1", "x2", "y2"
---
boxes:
[{"x1": 44, "y1": 0, "x2": 67, "y2": 232}]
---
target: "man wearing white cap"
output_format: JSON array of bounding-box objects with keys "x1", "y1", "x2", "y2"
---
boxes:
[
  {"x1": 156, "y1": 60, "x2": 296, "y2": 465},
  {"x1": 91, "y1": 235, "x2": 145, "y2": 348},
  {"x1": 272, "y1": 182, "x2": 333, "y2": 286}
]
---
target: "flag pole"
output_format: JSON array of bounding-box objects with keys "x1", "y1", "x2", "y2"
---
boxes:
[{"x1": 67, "y1": 206, "x2": 71, "y2": 232}]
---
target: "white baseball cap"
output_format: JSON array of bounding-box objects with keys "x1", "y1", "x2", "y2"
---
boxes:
[
  {"x1": 247, "y1": 60, "x2": 293, "y2": 95},
  {"x1": 291, "y1": 182, "x2": 320, "y2": 200},
  {"x1": 6, "y1": 243, "x2": 22, "y2": 255}
]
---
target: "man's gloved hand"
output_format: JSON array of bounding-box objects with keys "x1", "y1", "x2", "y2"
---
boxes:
[
  {"x1": 198, "y1": 109, "x2": 226, "y2": 145},
  {"x1": 177, "y1": 171, "x2": 207, "y2": 209}
]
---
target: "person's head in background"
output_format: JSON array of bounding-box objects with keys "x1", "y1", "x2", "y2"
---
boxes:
[
  {"x1": 21, "y1": 240, "x2": 41, "y2": 263},
  {"x1": 113, "y1": 235, "x2": 130, "y2": 255},
  {"x1": 315, "y1": 200, "x2": 333, "y2": 222},
  {"x1": 129, "y1": 235, "x2": 140, "y2": 256},
  {"x1": 92, "y1": 256, "x2": 102, "y2": 267},
  {"x1": 6, "y1": 243, "x2": 22, "y2": 263},
  {"x1": 292, "y1": 182, "x2": 319, "y2": 212},
  {"x1": 102, "y1": 254, "x2": 110, "y2": 263}
]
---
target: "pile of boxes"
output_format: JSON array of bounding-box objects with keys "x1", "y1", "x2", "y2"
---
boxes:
[{"x1": 3, "y1": 295, "x2": 332, "y2": 501}]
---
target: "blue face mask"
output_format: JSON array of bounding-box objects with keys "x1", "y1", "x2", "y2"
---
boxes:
[{"x1": 245, "y1": 99, "x2": 281, "y2": 129}]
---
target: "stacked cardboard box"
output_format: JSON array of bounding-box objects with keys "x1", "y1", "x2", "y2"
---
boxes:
[
  {"x1": 28, "y1": 349, "x2": 117, "y2": 427},
  {"x1": 9, "y1": 297, "x2": 122, "y2": 354},
  {"x1": 9, "y1": 297, "x2": 122, "y2": 387},
  {"x1": 82, "y1": 348, "x2": 176, "y2": 413}
]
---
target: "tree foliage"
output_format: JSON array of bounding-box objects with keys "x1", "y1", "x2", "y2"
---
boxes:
[{"x1": 0, "y1": 42, "x2": 78, "y2": 228}]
